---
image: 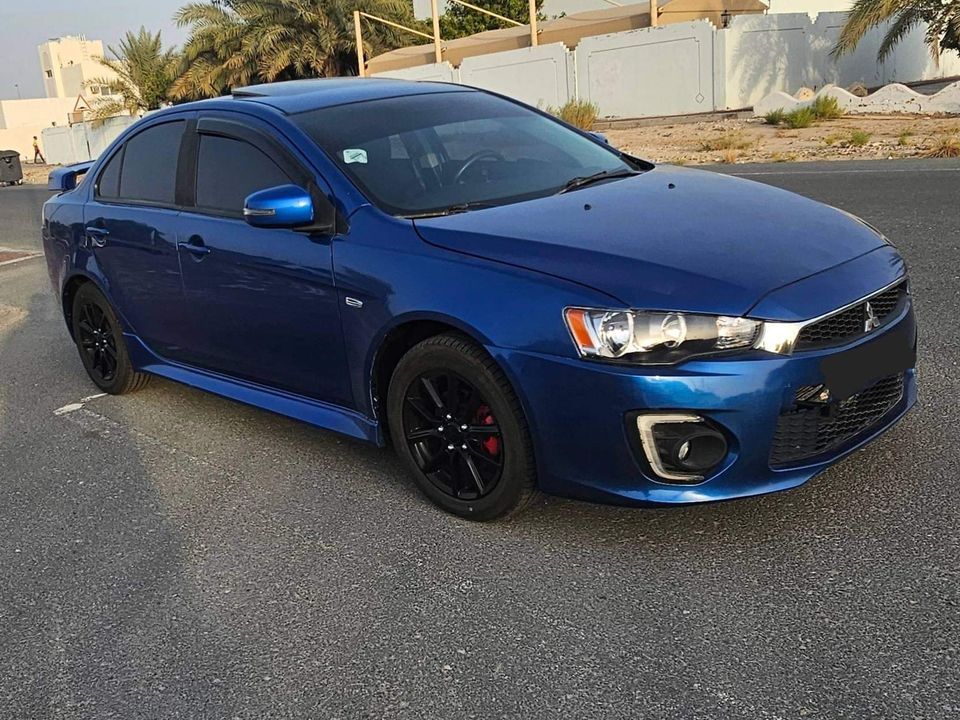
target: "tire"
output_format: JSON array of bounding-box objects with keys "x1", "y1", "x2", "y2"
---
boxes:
[
  {"x1": 70, "y1": 283, "x2": 151, "y2": 395},
  {"x1": 387, "y1": 333, "x2": 539, "y2": 521}
]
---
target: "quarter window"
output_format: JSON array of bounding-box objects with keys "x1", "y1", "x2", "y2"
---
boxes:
[
  {"x1": 96, "y1": 149, "x2": 122, "y2": 199},
  {"x1": 117, "y1": 120, "x2": 185, "y2": 205},
  {"x1": 195, "y1": 134, "x2": 292, "y2": 215}
]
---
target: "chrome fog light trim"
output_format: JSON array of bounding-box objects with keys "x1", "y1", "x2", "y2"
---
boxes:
[{"x1": 636, "y1": 413, "x2": 708, "y2": 483}]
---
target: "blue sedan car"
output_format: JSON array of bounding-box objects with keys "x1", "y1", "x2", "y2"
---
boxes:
[{"x1": 43, "y1": 79, "x2": 917, "y2": 520}]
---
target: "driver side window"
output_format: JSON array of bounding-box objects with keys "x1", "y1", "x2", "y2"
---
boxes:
[{"x1": 195, "y1": 134, "x2": 292, "y2": 216}]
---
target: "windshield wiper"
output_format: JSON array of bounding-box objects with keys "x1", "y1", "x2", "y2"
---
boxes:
[
  {"x1": 556, "y1": 168, "x2": 640, "y2": 195},
  {"x1": 403, "y1": 201, "x2": 496, "y2": 219}
]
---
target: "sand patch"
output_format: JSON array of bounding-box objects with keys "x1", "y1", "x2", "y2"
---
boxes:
[{"x1": 0, "y1": 305, "x2": 28, "y2": 331}]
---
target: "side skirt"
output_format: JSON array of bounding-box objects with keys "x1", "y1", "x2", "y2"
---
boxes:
[{"x1": 125, "y1": 333, "x2": 383, "y2": 446}]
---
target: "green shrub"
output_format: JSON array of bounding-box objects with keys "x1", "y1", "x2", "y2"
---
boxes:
[
  {"x1": 784, "y1": 107, "x2": 816, "y2": 129},
  {"x1": 848, "y1": 130, "x2": 871, "y2": 147},
  {"x1": 763, "y1": 109, "x2": 786, "y2": 125},
  {"x1": 810, "y1": 95, "x2": 844, "y2": 120},
  {"x1": 547, "y1": 99, "x2": 600, "y2": 130}
]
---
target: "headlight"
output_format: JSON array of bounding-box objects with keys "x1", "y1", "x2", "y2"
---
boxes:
[{"x1": 565, "y1": 308, "x2": 761, "y2": 364}]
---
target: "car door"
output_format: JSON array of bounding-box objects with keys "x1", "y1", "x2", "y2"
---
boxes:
[
  {"x1": 174, "y1": 114, "x2": 352, "y2": 406},
  {"x1": 84, "y1": 118, "x2": 189, "y2": 358}
]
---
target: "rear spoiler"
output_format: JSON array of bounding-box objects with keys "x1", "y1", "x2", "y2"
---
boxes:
[{"x1": 48, "y1": 160, "x2": 95, "y2": 192}]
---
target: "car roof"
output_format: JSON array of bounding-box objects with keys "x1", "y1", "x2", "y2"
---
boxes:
[{"x1": 227, "y1": 77, "x2": 473, "y2": 115}]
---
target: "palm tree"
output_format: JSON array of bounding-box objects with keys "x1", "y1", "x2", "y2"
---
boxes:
[
  {"x1": 832, "y1": 0, "x2": 960, "y2": 61},
  {"x1": 172, "y1": 0, "x2": 423, "y2": 100},
  {"x1": 87, "y1": 28, "x2": 180, "y2": 119}
]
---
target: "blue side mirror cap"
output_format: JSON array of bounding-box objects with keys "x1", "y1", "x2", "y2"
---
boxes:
[
  {"x1": 243, "y1": 184, "x2": 314, "y2": 228},
  {"x1": 48, "y1": 161, "x2": 95, "y2": 192},
  {"x1": 588, "y1": 131, "x2": 609, "y2": 145}
]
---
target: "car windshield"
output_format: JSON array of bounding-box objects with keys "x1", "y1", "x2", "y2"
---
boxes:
[{"x1": 291, "y1": 90, "x2": 641, "y2": 217}]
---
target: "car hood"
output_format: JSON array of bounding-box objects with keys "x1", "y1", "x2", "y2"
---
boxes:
[{"x1": 412, "y1": 165, "x2": 888, "y2": 317}]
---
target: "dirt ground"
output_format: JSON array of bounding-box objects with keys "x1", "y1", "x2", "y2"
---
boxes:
[
  {"x1": 20, "y1": 163, "x2": 52, "y2": 185},
  {"x1": 606, "y1": 114, "x2": 960, "y2": 165}
]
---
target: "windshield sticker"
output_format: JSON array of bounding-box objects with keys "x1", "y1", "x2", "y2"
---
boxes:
[{"x1": 343, "y1": 148, "x2": 368, "y2": 165}]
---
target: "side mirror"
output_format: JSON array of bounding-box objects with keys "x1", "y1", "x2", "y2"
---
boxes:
[
  {"x1": 588, "y1": 131, "x2": 609, "y2": 145},
  {"x1": 243, "y1": 184, "x2": 317, "y2": 229},
  {"x1": 48, "y1": 160, "x2": 94, "y2": 192}
]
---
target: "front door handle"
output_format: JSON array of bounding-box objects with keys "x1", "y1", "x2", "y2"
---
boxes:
[
  {"x1": 178, "y1": 237, "x2": 210, "y2": 257},
  {"x1": 84, "y1": 226, "x2": 109, "y2": 248}
]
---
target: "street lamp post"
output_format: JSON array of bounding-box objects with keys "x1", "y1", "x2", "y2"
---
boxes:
[{"x1": 14, "y1": 83, "x2": 21, "y2": 99}]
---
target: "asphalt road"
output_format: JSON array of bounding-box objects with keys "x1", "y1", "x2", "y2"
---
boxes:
[{"x1": 1, "y1": 160, "x2": 958, "y2": 719}]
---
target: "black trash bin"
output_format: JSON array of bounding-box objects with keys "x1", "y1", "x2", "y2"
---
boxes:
[{"x1": 0, "y1": 150, "x2": 24, "y2": 186}]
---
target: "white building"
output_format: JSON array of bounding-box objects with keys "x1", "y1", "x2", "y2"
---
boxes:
[
  {"x1": 38, "y1": 36, "x2": 117, "y2": 101},
  {"x1": 0, "y1": 36, "x2": 119, "y2": 162}
]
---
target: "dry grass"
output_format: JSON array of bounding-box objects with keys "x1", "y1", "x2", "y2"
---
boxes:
[
  {"x1": 771, "y1": 151, "x2": 799, "y2": 162},
  {"x1": 699, "y1": 132, "x2": 753, "y2": 151},
  {"x1": 721, "y1": 148, "x2": 739, "y2": 164},
  {"x1": 547, "y1": 99, "x2": 599, "y2": 130},
  {"x1": 923, "y1": 134, "x2": 960, "y2": 158}
]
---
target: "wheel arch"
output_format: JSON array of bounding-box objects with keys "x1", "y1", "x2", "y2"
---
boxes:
[
  {"x1": 61, "y1": 271, "x2": 104, "y2": 339},
  {"x1": 369, "y1": 313, "x2": 525, "y2": 433}
]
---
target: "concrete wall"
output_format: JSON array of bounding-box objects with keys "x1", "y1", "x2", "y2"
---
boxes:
[
  {"x1": 374, "y1": 62, "x2": 458, "y2": 82},
  {"x1": 576, "y1": 21, "x2": 715, "y2": 117},
  {"x1": 765, "y1": 0, "x2": 849, "y2": 13},
  {"x1": 720, "y1": 12, "x2": 960, "y2": 109},
  {"x1": 40, "y1": 115, "x2": 136, "y2": 165},
  {"x1": 376, "y1": 13, "x2": 960, "y2": 119},
  {"x1": 459, "y1": 43, "x2": 574, "y2": 109}
]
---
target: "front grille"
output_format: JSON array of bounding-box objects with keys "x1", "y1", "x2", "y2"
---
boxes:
[
  {"x1": 770, "y1": 373, "x2": 904, "y2": 468},
  {"x1": 795, "y1": 282, "x2": 906, "y2": 351}
]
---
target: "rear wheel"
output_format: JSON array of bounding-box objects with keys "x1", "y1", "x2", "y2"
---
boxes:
[
  {"x1": 387, "y1": 334, "x2": 538, "y2": 520},
  {"x1": 71, "y1": 283, "x2": 150, "y2": 395}
]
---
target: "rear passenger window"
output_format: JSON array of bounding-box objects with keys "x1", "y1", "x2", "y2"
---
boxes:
[
  {"x1": 96, "y1": 149, "x2": 122, "y2": 199},
  {"x1": 118, "y1": 120, "x2": 184, "y2": 205},
  {"x1": 195, "y1": 135, "x2": 292, "y2": 215}
]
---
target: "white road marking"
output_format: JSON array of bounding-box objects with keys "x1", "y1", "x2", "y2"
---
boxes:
[
  {"x1": 53, "y1": 393, "x2": 106, "y2": 416},
  {"x1": 729, "y1": 166, "x2": 960, "y2": 177},
  {"x1": 0, "y1": 253, "x2": 41, "y2": 268}
]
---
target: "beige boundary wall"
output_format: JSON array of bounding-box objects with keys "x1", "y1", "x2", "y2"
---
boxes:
[{"x1": 373, "y1": 12, "x2": 960, "y2": 119}]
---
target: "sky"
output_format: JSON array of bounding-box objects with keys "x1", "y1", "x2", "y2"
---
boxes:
[{"x1": 0, "y1": 0, "x2": 189, "y2": 100}]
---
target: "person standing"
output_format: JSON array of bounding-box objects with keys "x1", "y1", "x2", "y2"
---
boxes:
[{"x1": 32, "y1": 136, "x2": 45, "y2": 164}]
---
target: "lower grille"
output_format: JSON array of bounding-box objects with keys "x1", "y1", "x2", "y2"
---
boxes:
[{"x1": 770, "y1": 373, "x2": 904, "y2": 468}]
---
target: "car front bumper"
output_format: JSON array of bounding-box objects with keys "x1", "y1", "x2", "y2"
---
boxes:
[{"x1": 491, "y1": 303, "x2": 917, "y2": 506}]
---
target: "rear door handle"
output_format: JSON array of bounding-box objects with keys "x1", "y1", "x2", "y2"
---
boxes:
[
  {"x1": 84, "y1": 226, "x2": 109, "y2": 248},
  {"x1": 178, "y1": 237, "x2": 210, "y2": 257}
]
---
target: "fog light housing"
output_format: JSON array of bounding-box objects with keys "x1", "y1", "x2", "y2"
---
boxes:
[{"x1": 636, "y1": 414, "x2": 728, "y2": 483}]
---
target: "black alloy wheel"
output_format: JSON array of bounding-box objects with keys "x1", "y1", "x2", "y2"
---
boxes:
[
  {"x1": 402, "y1": 370, "x2": 504, "y2": 501},
  {"x1": 75, "y1": 300, "x2": 118, "y2": 383},
  {"x1": 70, "y1": 283, "x2": 151, "y2": 395},
  {"x1": 387, "y1": 333, "x2": 539, "y2": 520}
]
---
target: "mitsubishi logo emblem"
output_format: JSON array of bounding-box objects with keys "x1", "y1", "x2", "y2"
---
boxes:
[{"x1": 864, "y1": 301, "x2": 880, "y2": 332}]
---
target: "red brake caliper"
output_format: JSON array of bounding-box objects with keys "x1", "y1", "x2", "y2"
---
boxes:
[{"x1": 475, "y1": 404, "x2": 499, "y2": 456}]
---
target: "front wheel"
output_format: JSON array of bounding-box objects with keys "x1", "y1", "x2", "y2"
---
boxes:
[
  {"x1": 387, "y1": 334, "x2": 539, "y2": 521},
  {"x1": 70, "y1": 283, "x2": 150, "y2": 395}
]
